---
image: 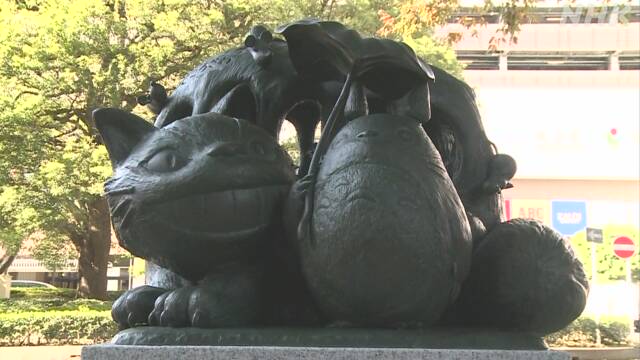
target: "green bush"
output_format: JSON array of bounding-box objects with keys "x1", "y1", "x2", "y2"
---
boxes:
[
  {"x1": 6, "y1": 287, "x2": 124, "y2": 301},
  {"x1": 545, "y1": 316, "x2": 633, "y2": 347},
  {"x1": 8, "y1": 287, "x2": 77, "y2": 300},
  {"x1": 0, "y1": 311, "x2": 117, "y2": 345},
  {"x1": 0, "y1": 287, "x2": 120, "y2": 345},
  {"x1": 599, "y1": 318, "x2": 632, "y2": 346},
  {"x1": 0, "y1": 288, "x2": 113, "y2": 314}
]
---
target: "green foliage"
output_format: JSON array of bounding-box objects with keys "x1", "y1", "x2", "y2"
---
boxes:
[
  {"x1": 0, "y1": 311, "x2": 116, "y2": 345},
  {"x1": 0, "y1": 292, "x2": 112, "y2": 314},
  {"x1": 6, "y1": 287, "x2": 124, "y2": 301},
  {"x1": 545, "y1": 316, "x2": 633, "y2": 347},
  {"x1": 570, "y1": 225, "x2": 639, "y2": 282},
  {"x1": 378, "y1": 0, "x2": 538, "y2": 50},
  {"x1": 8, "y1": 287, "x2": 79, "y2": 299},
  {"x1": 0, "y1": 0, "x2": 464, "y2": 293},
  {"x1": 280, "y1": 137, "x2": 301, "y2": 169},
  {"x1": 0, "y1": 287, "x2": 117, "y2": 345},
  {"x1": 403, "y1": 34, "x2": 465, "y2": 79}
]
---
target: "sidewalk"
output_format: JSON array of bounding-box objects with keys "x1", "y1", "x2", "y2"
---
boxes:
[
  {"x1": 0, "y1": 345, "x2": 81, "y2": 360},
  {"x1": 554, "y1": 347, "x2": 640, "y2": 360},
  {"x1": 2, "y1": 345, "x2": 638, "y2": 360}
]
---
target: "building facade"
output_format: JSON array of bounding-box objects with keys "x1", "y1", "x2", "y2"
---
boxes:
[{"x1": 443, "y1": 2, "x2": 640, "y2": 329}]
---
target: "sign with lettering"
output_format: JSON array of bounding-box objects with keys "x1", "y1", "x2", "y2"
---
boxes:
[
  {"x1": 586, "y1": 228, "x2": 603, "y2": 244},
  {"x1": 508, "y1": 199, "x2": 551, "y2": 225},
  {"x1": 552, "y1": 201, "x2": 587, "y2": 235}
]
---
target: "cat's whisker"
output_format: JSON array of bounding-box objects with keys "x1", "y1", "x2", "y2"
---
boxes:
[
  {"x1": 105, "y1": 186, "x2": 136, "y2": 196},
  {"x1": 111, "y1": 198, "x2": 132, "y2": 217},
  {"x1": 119, "y1": 204, "x2": 135, "y2": 229},
  {"x1": 234, "y1": 117, "x2": 243, "y2": 139},
  {"x1": 104, "y1": 177, "x2": 118, "y2": 186}
]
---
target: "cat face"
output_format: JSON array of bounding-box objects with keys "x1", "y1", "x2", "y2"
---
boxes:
[{"x1": 94, "y1": 108, "x2": 296, "y2": 281}]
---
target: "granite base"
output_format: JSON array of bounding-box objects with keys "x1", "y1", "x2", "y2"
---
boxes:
[{"x1": 82, "y1": 345, "x2": 571, "y2": 360}]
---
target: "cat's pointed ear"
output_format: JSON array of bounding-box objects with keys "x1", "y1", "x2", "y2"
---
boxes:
[{"x1": 93, "y1": 108, "x2": 156, "y2": 167}]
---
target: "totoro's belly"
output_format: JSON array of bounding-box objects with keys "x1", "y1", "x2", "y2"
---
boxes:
[{"x1": 302, "y1": 163, "x2": 465, "y2": 326}]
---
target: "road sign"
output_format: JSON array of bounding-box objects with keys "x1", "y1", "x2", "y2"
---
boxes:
[
  {"x1": 552, "y1": 200, "x2": 586, "y2": 235},
  {"x1": 613, "y1": 236, "x2": 636, "y2": 259},
  {"x1": 586, "y1": 228, "x2": 603, "y2": 243}
]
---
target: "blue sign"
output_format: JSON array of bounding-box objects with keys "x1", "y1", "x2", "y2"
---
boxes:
[{"x1": 552, "y1": 201, "x2": 587, "y2": 236}]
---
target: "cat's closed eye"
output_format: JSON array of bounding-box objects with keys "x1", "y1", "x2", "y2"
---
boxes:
[{"x1": 144, "y1": 149, "x2": 187, "y2": 172}]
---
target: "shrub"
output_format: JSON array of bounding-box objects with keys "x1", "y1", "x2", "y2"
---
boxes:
[
  {"x1": 545, "y1": 316, "x2": 633, "y2": 347},
  {"x1": 0, "y1": 287, "x2": 120, "y2": 345},
  {"x1": 8, "y1": 287, "x2": 77, "y2": 300},
  {"x1": 0, "y1": 311, "x2": 117, "y2": 345},
  {"x1": 7, "y1": 287, "x2": 124, "y2": 301},
  {"x1": 599, "y1": 318, "x2": 632, "y2": 346},
  {"x1": 0, "y1": 289, "x2": 112, "y2": 314}
]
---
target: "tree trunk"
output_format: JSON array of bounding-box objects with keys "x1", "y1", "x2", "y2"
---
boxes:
[
  {"x1": 76, "y1": 196, "x2": 111, "y2": 300},
  {"x1": 0, "y1": 254, "x2": 16, "y2": 274}
]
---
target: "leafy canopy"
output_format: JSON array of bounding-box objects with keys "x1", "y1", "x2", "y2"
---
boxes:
[{"x1": 0, "y1": 0, "x2": 465, "y2": 268}]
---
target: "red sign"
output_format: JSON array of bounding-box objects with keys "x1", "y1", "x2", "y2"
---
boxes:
[{"x1": 613, "y1": 236, "x2": 636, "y2": 259}]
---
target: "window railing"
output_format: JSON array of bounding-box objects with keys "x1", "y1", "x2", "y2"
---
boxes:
[{"x1": 456, "y1": 51, "x2": 640, "y2": 71}]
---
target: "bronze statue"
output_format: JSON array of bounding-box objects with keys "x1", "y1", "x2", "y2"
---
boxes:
[{"x1": 95, "y1": 20, "x2": 588, "y2": 347}]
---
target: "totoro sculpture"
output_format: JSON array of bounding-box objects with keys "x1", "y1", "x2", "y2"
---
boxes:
[
  {"x1": 96, "y1": 20, "x2": 589, "y2": 346},
  {"x1": 294, "y1": 113, "x2": 472, "y2": 327}
]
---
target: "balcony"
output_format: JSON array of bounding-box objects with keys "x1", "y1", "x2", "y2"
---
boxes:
[{"x1": 8, "y1": 258, "x2": 78, "y2": 273}]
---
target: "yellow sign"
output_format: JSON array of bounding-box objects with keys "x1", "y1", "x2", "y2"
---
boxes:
[{"x1": 507, "y1": 199, "x2": 552, "y2": 225}]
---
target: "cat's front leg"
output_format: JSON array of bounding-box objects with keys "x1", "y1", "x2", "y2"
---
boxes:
[
  {"x1": 148, "y1": 267, "x2": 264, "y2": 328},
  {"x1": 112, "y1": 285, "x2": 167, "y2": 329}
]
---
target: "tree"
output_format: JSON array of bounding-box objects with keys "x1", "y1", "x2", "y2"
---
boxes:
[
  {"x1": 0, "y1": 0, "x2": 465, "y2": 298},
  {"x1": 377, "y1": 0, "x2": 537, "y2": 51},
  {"x1": 378, "y1": 0, "x2": 636, "y2": 51},
  {"x1": 0, "y1": 0, "x2": 249, "y2": 298}
]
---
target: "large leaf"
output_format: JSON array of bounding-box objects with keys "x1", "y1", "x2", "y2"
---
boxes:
[{"x1": 275, "y1": 19, "x2": 433, "y2": 100}]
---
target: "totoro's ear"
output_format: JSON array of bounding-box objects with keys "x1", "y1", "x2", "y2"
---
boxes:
[{"x1": 93, "y1": 108, "x2": 156, "y2": 167}]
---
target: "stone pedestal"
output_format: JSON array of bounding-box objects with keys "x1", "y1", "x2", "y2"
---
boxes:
[
  {"x1": 82, "y1": 345, "x2": 571, "y2": 360},
  {"x1": 82, "y1": 327, "x2": 572, "y2": 359}
]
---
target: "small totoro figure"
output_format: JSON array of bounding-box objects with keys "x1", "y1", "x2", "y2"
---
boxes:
[
  {"x1": 95, "y1": 108, "x2": 317, "y2": 329},
  {"x1": 148, "y1": 26, "x2": 324, "y2": 175},
  {"x1": 290, "y1": 113, "x2": 473, "y2": 327}
]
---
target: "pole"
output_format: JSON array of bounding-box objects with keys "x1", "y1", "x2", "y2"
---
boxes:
[
  {"x1": 129, "y1": 257, "x2": 133, "y2": 290},
  {"x1": 591, "y1": 242, "x2": 601, "y2": 345},
  {"x1": 625, "y1": 258, "x2": 634, "y2": 341}
]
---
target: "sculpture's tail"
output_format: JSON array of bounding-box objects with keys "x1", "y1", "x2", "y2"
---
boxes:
[{"x1": 440, "y1": 218, "x2": 589, "y2": 335}]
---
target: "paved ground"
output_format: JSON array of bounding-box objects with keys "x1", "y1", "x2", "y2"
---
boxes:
[
  {"x1": 0, "y1": 345, "x2": 637, "y2": 360},
  {"x1": 556, "y1": 346, "x2": 640, "y2": 360},
  {"x1": 0, "y1": 345, "x2": 81, "y2": 360}
]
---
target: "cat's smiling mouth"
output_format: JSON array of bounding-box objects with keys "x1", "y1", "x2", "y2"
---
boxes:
[{"x1": 155, "y1": 185, "x2": 288, "y2": 238}]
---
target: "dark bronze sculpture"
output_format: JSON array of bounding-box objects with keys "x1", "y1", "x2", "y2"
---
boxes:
[{"x1": 95, "y1": 20, "x2": 588, "y2": 347}]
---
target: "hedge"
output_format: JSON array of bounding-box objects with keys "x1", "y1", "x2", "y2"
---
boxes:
[
  {"x1": 6, "y1": 287, "x2": 124, "y2": 301},
  {"x1": 0, "y1": 287, "x2": 120, "y2": 345},
  {"x1": 0, "y1": 310, "x2": 117, "y2": 345},
  {"x1": 545, "y1": 316, "x2": 633, "y2": 347},
  {"x1": 1, "y1": 288, "x2": 634, "y2": 347}
]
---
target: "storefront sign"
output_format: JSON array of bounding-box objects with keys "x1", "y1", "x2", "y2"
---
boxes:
[
  {"x1": 507, "y1": 199, "x2": 551, "y2": 225},
  {"x1": 552, "y1": 200, "x2": 587, "y2": 235}
]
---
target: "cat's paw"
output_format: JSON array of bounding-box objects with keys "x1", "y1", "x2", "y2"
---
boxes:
[
  {"x1": 111, "y1": 285, "x2": 166, "y2": 329},
  {"x1": 148, "y1": 286, "x2": 195, "y2": 327},
  {"x1": 148, "y1": 275, "x2": 261, "y2": 328}
]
